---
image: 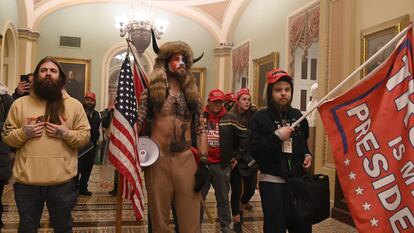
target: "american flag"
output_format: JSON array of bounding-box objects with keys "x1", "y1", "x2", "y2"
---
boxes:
[{"x1": 108, "y1": 55, "x2": 144, "y2": 220}]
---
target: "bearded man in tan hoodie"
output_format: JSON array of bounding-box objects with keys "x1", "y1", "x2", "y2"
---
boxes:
[{"x1": 2, "y1": 56, "x2": 90, "y2": 233}]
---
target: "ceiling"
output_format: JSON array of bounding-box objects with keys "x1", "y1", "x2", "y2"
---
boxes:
[{"x1": 21, "y1": 0, "x2": 251, "y2": 42}]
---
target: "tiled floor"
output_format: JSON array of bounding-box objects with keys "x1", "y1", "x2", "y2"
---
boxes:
[{"x1": 1, "y1": 165, "x2": 357, "y2": 232}]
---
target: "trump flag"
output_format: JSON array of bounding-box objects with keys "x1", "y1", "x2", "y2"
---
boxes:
[{"x1": 319, "y1": 29, "x2": 414, "y2": 233}]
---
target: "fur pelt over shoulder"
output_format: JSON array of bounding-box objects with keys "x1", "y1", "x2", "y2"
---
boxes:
[{"x1": 149, "y1": 41, "x2": 200, "y2": 112}]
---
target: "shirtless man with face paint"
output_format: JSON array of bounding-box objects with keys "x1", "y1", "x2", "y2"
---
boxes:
[{"x1": 137, "y1": 40, "x2": 207, "y2": 233}]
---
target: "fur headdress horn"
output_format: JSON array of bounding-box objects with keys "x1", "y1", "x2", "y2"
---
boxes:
[{"x1": 149, "y1": 40, "x2": 202, "y2": 112}]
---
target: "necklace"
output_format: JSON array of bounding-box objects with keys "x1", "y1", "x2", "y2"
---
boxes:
[{"x1": 169, "y1": 91, "x2": 182, "y2": 99}]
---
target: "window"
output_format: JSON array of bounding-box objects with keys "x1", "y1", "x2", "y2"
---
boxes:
[{"x1": 300, "y1": 89, "x2": 307, "y2": 111}]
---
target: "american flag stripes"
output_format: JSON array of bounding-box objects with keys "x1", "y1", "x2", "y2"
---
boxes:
[{"x1": 108, "y1": 55, "x2": 144, "y2": 220}]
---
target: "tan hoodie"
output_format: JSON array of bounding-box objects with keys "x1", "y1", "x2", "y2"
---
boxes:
[{"x1": 2, "y1": 90, "x2": 90, "y2": 185}]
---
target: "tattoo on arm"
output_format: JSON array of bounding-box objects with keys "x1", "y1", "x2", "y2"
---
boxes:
[{"x1": 137, "y1": 90, "x2": 149, "y2": 131}]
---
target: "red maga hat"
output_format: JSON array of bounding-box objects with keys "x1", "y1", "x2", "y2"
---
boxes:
[
  {"x1": 236, "y1": 88, "x2": 250, "y2": 99},
  {"x1": 208, "y1": 89, "x2": 225, "y2": 101},
  {"x1": 224, "y1": 93, "x2": 236, "y2": 102},
  {"x1": 266, "y1": 68, "x2": 292, "y2": 85},
  {"x1": 85, "y1": 91, "x2": 96, "y2": 101}
]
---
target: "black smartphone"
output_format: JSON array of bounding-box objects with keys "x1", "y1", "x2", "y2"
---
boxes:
[
  {"x1": 36, "y1": 116, "x2": 44, "y2": 123},
  {"x1": 20, "y1": 75, "x2": 29, "y2": 82}
]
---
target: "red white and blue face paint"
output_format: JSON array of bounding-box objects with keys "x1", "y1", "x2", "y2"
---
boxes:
[{"x1": 168, "y1": 54, "x2": 186, "y2": 73}]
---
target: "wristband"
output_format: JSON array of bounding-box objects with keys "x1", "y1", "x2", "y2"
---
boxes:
[{"x1": 274, "y1": 129, "x2": 282, "y2": 139}]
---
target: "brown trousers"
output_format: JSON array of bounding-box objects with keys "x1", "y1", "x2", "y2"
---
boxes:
[{"x1": 145, "y1": 150, "x2": 201, "y2": 233}]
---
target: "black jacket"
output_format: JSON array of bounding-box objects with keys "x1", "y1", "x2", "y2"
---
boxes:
[
  {"x1": 85, "y1": 109, "x2": 101, "y2": 145},
  {"x1": 12, "y1": 88, "x2": 28, "y2": 100},
  {"x1": 205, "y1": 109, "x2": 249, "y2": 168},
  {"x1": 0, "y1": 93, "x2": 13, "y2": 181},
  {"x1": 231, "y1": 105, "x2": 258, "y2": 176},
  {"x1": 0, "y1": 94, "x2": 13, "y2": 155},
  {"x1": 249, "y1": 107, "x2": 310, "y2": 178}
]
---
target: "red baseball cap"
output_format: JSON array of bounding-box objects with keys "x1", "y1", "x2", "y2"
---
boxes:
[
  {"x1": 266, "y1": 68, "x2": 292, "y2": 85},
  {"x1": 224, "y1": 93, "x2": 236, "y2": 102},
  {"x1": 236, "y1": 88, "x2": 250, "y2": 99},
  {"x1": 208, "y1": 89, "x2": 225, "y2": 102},
  {"x1": 85, "y1": 91, "x2": 96, "y2": 101}
]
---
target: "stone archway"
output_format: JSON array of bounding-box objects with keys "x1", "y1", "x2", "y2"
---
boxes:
[
  {"x1": 101, "y1": 42, "x2": 155, "y2": 110},
  {"x1": 1, "y1": 23, "x2": 18, "y2": 90}
]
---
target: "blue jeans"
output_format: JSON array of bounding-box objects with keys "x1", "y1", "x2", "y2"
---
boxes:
[
  {"x1": 259, "y1": 181, "x2": 312, "y2": 233},
  {"x1": 14, "y1": 180, "x2": 77, "y2": 233}
]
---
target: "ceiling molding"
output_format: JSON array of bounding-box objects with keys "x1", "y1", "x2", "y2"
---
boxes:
[
  {"x1": 194, "y1": 0, "x2": 230, "y2": 27},
  {"x1": 26, "y1": 0, "x2": 249, "y2": 44}
]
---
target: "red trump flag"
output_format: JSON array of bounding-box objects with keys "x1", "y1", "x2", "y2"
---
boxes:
[{"x1": 319, "y1": 30, "x2": 414, "y2": 233}]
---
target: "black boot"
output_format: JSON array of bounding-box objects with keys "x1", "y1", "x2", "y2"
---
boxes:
[
  {"x1": 240, "y1": 210, "x2": 244, "y2": 224},
  {"x1": 233, "y1": 222, "x2": 242, "y2": 233}
]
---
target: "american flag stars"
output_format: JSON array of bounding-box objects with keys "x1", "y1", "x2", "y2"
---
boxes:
[{"x1": 115, "y1": 57, "x2": 138, "y2": 125}]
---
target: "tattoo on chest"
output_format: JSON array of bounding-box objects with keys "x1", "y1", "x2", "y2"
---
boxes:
[
  {"x1": 163, "y1": 93, "x2": 191, "y2": 121},
  {"x1": 170, "y1": 123, "x2": 191, "y2": 152}
]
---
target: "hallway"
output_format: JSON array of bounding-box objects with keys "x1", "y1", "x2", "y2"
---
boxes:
[{"x1": 1, "y1": 165, "x2": 357, "y2": 232}]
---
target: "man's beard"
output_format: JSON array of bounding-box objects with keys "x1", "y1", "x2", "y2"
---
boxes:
[
  {"x1": 270, "y1": 99, "x2": 291, "y2": 114},
  {"x1": 34, "y1": 77, "x2": 62, "y2": 102},
  {"x1": 167, "y1": 68, "x2": 187, "y2": 83},
  {"x1": 83, "y1": 103, "x2": 95, "y2": 112}
]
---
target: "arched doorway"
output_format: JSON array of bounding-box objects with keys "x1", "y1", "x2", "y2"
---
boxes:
[
  {"x1": 107, "y1": 49, "x2": 153, "y2": 109},
  {"x1": 1, "y1": 24, "x2": 18, "y2": 90}
]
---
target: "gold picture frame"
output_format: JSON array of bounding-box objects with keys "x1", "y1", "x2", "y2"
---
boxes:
[
  {"x1": 56, "y1": 57, "x2": 91, "y2": 102},
  {"x1": 190, "y1": 67, "x2": 206, "y2": 103},
  {"x1": 253, "y1": 52, "x2": 279, "y2": 107},
  {"x1": 361, "y1": 15, "x2": 409, "y2": 76}
]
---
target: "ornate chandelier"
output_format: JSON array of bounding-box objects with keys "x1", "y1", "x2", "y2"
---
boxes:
[{"x1": 114, "y1": 0, "x2": 168, "y2": 54}]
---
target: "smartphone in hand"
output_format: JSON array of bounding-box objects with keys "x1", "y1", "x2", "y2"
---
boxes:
[
  {"x1": 20, "y1": 75, "x2": 29, "y2": 83},
  {"x1": 36, "y1": 116, "x2": 44, "y2": 123}
]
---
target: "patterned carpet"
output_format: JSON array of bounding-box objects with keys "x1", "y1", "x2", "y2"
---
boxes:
[{"x1": 1, "y1": 165, "x2": 357, "y2": 232}]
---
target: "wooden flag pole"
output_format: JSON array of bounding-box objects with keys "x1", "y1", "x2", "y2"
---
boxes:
[
  {"x1": 115, "y1": 174, "x2": 123, "y2": 233},
  {"x1": 200, "y1": 197, "x2": 214, "y2": 224},
  {"x1": 291, "y1": 22, "x2": 414, "y2": 128}
]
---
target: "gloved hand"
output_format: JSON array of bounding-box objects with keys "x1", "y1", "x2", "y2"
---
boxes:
[{"x1": 194, "y1": 161, "x2": 209, "y2": 192}]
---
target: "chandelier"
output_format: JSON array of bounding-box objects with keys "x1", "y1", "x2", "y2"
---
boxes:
[{"x1": 114, "y1": 0, "x2": 168, "y2": 54}]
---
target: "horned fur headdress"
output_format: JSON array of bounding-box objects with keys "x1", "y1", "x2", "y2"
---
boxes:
[{"x1": 149, "y1": 30, "x2": 204, "y2": 112}]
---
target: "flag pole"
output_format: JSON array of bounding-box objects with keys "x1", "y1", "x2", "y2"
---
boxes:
[
  {"x1": 114, "y1": 42, "x2": 137, "y2": 233},
  {"x1": 291, "y1": 22, "x2": 414, "y2": 128},
  {"x1": 115, "y1": 175, "x2": 123, "y2": 233},
  {"x1": 126, "y1": 39, "x2": 148, "y2": 77}
]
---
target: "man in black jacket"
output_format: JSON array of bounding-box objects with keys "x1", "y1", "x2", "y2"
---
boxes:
[
  {"x1": 249, "y1": 68, "x2": 312, "y2": 233},
  {"x1": 0, "y1": 83, "x2": 13, "y2": 228},
  {"x1": 78, "y1": 92, "x2": 101, "y2": 196},
  {"x1": 200, "y1": 89, "x2": 248, "y2": 233}
]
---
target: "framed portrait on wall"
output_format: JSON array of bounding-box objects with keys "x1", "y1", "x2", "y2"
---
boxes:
[
  {"x1": 56, "y1": 57, "x2": 91, "y2": 102},
  {"x1": 190, "y1": 67, "x2": 206, "y2": 102},
  {"x1": 361, "y1": 14, "x2": 409, "y2": 76},
  {"x1": 253, "y1": 52, "x2": 279, "y2": 107},
  {"x1": 231, "y1": 41, "x2": 250, "y2": 92}
]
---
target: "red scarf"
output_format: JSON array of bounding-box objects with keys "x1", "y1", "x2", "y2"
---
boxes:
[{"x1": 204, "y1": 105, "x2": 227, "y2": 127}]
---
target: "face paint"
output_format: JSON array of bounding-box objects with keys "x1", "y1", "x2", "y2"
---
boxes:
[{"x1": 168, "y1": 54, "x2": 186, "y2": 73}]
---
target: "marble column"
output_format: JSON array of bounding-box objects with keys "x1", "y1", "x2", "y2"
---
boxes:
[{"x1": 213, "y1": 46, "x2": 232, "y2": 91}]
